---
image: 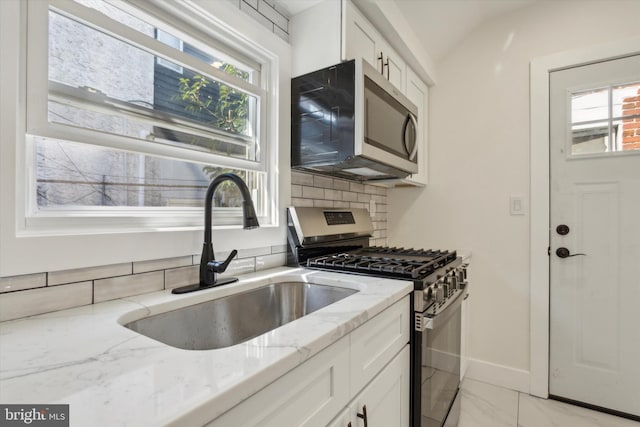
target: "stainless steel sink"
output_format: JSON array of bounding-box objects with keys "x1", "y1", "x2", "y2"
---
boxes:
[{"x1": 124, "y1": 282, "x2": 357, "y2": 350}]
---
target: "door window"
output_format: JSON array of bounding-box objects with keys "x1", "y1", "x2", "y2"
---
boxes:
[{"x1": 570, "y1": 81, "x2": 640, "y2": 156}]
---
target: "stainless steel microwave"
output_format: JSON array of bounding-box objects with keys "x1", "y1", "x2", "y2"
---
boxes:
[{"x1": 291, "y1": 58, "x2": 418, "y2": 181}]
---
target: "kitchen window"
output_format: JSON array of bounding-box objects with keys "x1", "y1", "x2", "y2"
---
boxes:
[{"x1": 24, "y1": 0, "x2": 275, "y2": 229}]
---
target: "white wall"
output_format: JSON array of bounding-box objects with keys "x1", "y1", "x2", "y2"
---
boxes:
[{"x1": 388, "y1": 0, "x2": 640, "y2": 390}]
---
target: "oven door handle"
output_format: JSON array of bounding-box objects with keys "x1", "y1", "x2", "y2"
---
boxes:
[{"x1": 416, "y1": 290, "x2": 466, "y2": 331}]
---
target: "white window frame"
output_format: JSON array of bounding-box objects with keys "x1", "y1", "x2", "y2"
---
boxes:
[
  {"x1": 23, "y1": 0, "x2": 275, "y2": 231},
  {"x1": 156, "y1": 29, "x2": 184, "y2": 73},
  {"x1": 0, "y1": 0, "x2": 289, "y2": 277}
]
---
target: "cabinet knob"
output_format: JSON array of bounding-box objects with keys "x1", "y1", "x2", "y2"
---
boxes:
[{"x1": 357, "y1": 404, "x2": 368, "y2": 427}]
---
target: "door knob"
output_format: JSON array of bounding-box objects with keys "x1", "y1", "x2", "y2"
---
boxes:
[
  {"x1": 556, "y1": 224, "x2": 570, "y2": 235},
  {"x1": 556, "y1": 247, "x2": 586, "y2": 258}
]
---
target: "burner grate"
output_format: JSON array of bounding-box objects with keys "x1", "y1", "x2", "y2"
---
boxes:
[{"x1": 307, "y1": 253, "x2": 451, "y2": 279}]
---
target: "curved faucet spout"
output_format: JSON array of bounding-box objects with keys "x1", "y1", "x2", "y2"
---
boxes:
[
  {"x1": 203, "y1": 173, "x2": 259, "y2": 245},
  {"x1": 172, "y1": 173, "x2": 259, "y2": 294}
]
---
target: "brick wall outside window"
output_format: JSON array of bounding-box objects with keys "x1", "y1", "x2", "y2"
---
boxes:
[{"x1": 622, "y1": 88, "x2": 640, "y2": 151}]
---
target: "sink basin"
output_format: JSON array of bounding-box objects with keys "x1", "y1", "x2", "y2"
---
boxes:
[{"x1": 124, "y1": 282, "x2": 357, "y2": 350}]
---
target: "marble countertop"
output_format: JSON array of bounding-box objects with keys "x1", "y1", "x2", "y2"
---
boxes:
[{"x1": 0, "y1": 267, "x2": 412, "y2": 426}]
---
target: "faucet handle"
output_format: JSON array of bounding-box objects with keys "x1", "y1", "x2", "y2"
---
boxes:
[{"x1": 208, "y1": 250, "x2": 237, "y2": 274}]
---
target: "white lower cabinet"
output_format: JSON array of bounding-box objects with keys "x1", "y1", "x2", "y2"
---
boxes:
[
  {"x1": 206, "y1": 335, "x2": 350, "y2": 427},
  {"x1": 351, "y1": 346, "x2": 410, "y2": 427},
  {"x1": 206, "y1": 296, "x2": 410, "y2": 427}
]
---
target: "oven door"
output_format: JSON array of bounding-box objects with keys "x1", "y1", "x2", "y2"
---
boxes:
[{"x1": 418, "y1": 295, "x2": 462, "y2": 427}]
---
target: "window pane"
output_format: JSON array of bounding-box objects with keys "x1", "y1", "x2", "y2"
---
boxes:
[
  {"x1": 613, "y1": 82, "x2": 640, "y2": 118},
  {"x1": 571, "y1": 122, "x2": 609, "y2": 155},
  {"x1": 48, "y1": 10, "x2": 260, "y2": 161},
  {"x1": 71, "y1": 0, "x2": 255, "y2": 80},
  {"x1": 570, "y1": 82, "x2": 640, "y2": 156},
  {"x1": 571, "y1": 87, "x2": 608, "y2": 124},
  {"x1": 35, "y1": 137, "x2": 265, "y2": 211}
]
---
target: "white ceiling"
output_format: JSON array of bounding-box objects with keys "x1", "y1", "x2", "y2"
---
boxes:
[{"x1": 276, "y1": 0, "x2": 536, "y2": 62}]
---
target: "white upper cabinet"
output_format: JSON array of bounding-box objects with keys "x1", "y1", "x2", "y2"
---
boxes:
[
  {"x1": 342, "y1": 0, "x2": 406, "y2": 91},
  {"x1": 343, "y1": 0, "x2": 379, "y2": 69},
  {"x1": 292, "y1": 0, "x2": 406, "y2": 93}
]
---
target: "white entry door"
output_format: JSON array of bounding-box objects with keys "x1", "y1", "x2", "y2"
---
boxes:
[{"x1": 549, "y1": 54, "x2": 640, "y2": 418}]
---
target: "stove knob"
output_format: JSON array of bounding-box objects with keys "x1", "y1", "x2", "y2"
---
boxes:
[
  {"x1": 426, "y1": 287, "x2": 433, "y2": 301},
  {"x1": 450, "y1": 275, "x2": 458, "y2": 290},
  {"x1": 442, "y1": 281, "x2": 449, "y2": 296},
  {"x1": 435, "y1": 285, "x2": 444, "y2": 303}
]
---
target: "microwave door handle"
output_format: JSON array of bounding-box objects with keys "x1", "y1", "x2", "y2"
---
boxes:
[{"x1": 404, "y1": 113, "x2": 419, "y2": 161}]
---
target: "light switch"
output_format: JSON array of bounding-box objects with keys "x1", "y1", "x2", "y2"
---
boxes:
[{"x1": 510, "y1": 195, "x2": 526, "y2": 215}]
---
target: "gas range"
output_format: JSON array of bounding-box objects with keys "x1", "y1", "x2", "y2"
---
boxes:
[
  {"x1": 286, "y1": 207, "x2": 467, "y2": 317},
  {"x1": 286, "y1": 206, "x2": 468, "y2": 427}
]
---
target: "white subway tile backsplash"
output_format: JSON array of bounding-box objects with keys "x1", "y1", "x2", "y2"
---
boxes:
[
  {"x1": 237, "y1": 246, "x2": 271, "y2": 258},
  {"x1": 240, "y1": 1, "x2": 273, "y2": 32},
  {"x1": 270, "y1": 244, "x2": 287, "y2": 254},
  {"x1": 94, "y1": 271, "x2": 164, "y2": 303},
  {"x1": 371, "y1": 212, "x2": 387, "y2": 222},
  {"x1": 350, "y1": 202, "x2": 367, "y2": 209},
  {"x1": 314, "y1": 200, "x2": 334, "y2": 208},
  {"x1": 165, "y1": 265, "x2": 199, "y2": 290},
  {"x1": 48, "y1": 263, "x2": 132, "y2": 286},
  {"x1": 220, "y1": 258, "x2": 255, "y2": 277},
  {"x1": 256, "y1": 253, "x2": 286, "y2": 271},
  {"x1": 334, "y1": 201, "x2": 350, "y2": 208},
  {"x1": 0, "y1": 273, "x2": 46, "y2": 293},
  {"x1": 371, "y1": 194, "x2": 387, "y2": 204},
  {"x1": 242, "y1": 0, "x2": 258, "y2": 10},
  {"x1": 257, "y1": 1, "x2": 288, "y2": 32},
  {"x1": 349, "y1": 182, "x2": 364, "y2": 193},
  {"x1": 0, "y1": 281, "x2": 92, "y2": 322},
  {"x1": 357, "y1": 192, "x2": 371, "y2": 203},
  {"x1": 324, "y1": 189, "x2": 342, "y2": 200},
  {"x1": 133, "y1": 256, "x2": 192, "y2": 274},
  {"x1": 313, "y1": 175, "x2": 333, "y2": 189},
  {"x1": 333, "y1": 179, "x2": 350, "y2": 191},
  {"x1": 291, "y1": 171, "x2": 314, "y2": 186},
  {"x1": 273, "y1": 24, "x2": 289, "y2": 42},
  {"x1": 343, "y1": 191, "x2": 358, "y2": 202},
  {"x1": 291, "y1": 197, "x2": 313, "y2": 207},
  {"x1": 302, "y1": 186, "x2": 325, "y2": 199},
  {"x1": 291, "y1": 184, "x2": 302, "y2": 198}
]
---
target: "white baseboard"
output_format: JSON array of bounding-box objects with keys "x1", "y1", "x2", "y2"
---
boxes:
[{"x1": 464, "y1": 358, "x2": 530, "y2": 394}]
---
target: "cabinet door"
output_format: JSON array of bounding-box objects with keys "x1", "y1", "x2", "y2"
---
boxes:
[
  {"x1": 404, "y1": 67, "x2": 429, "y2": 185},
  {"x1": 352, "y1": 345, "x2": 410, "y2": 427},
  {"x1": 342, "y1": 0, "x2": 381, "y2": 71},
  {"x1": 350, "y1": 296, "x2": 410, "y2": 395},
  {"x1": 205, "y1": 336, "x2": 349, "y2": 427},
  {"x1": 379, "y1": 39, "x2": 406, "y2": 93}
]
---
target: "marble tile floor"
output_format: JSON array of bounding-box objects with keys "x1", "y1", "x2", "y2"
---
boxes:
[{"x1": 458, "y1": 378, "x2": 640, "y2": 427}]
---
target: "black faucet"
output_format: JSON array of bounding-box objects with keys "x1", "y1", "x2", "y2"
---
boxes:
[{"x1": 172, "y1": 173, "x2": 259, "y2": 294}]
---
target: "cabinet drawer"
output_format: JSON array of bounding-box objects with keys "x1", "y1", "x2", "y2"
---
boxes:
[
  {"x1": 206, "y1": 335, "x2": 349, "y2": 427},
  {"x1": 350, "y1": 295, "x2": 410, "y2": 395}
]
